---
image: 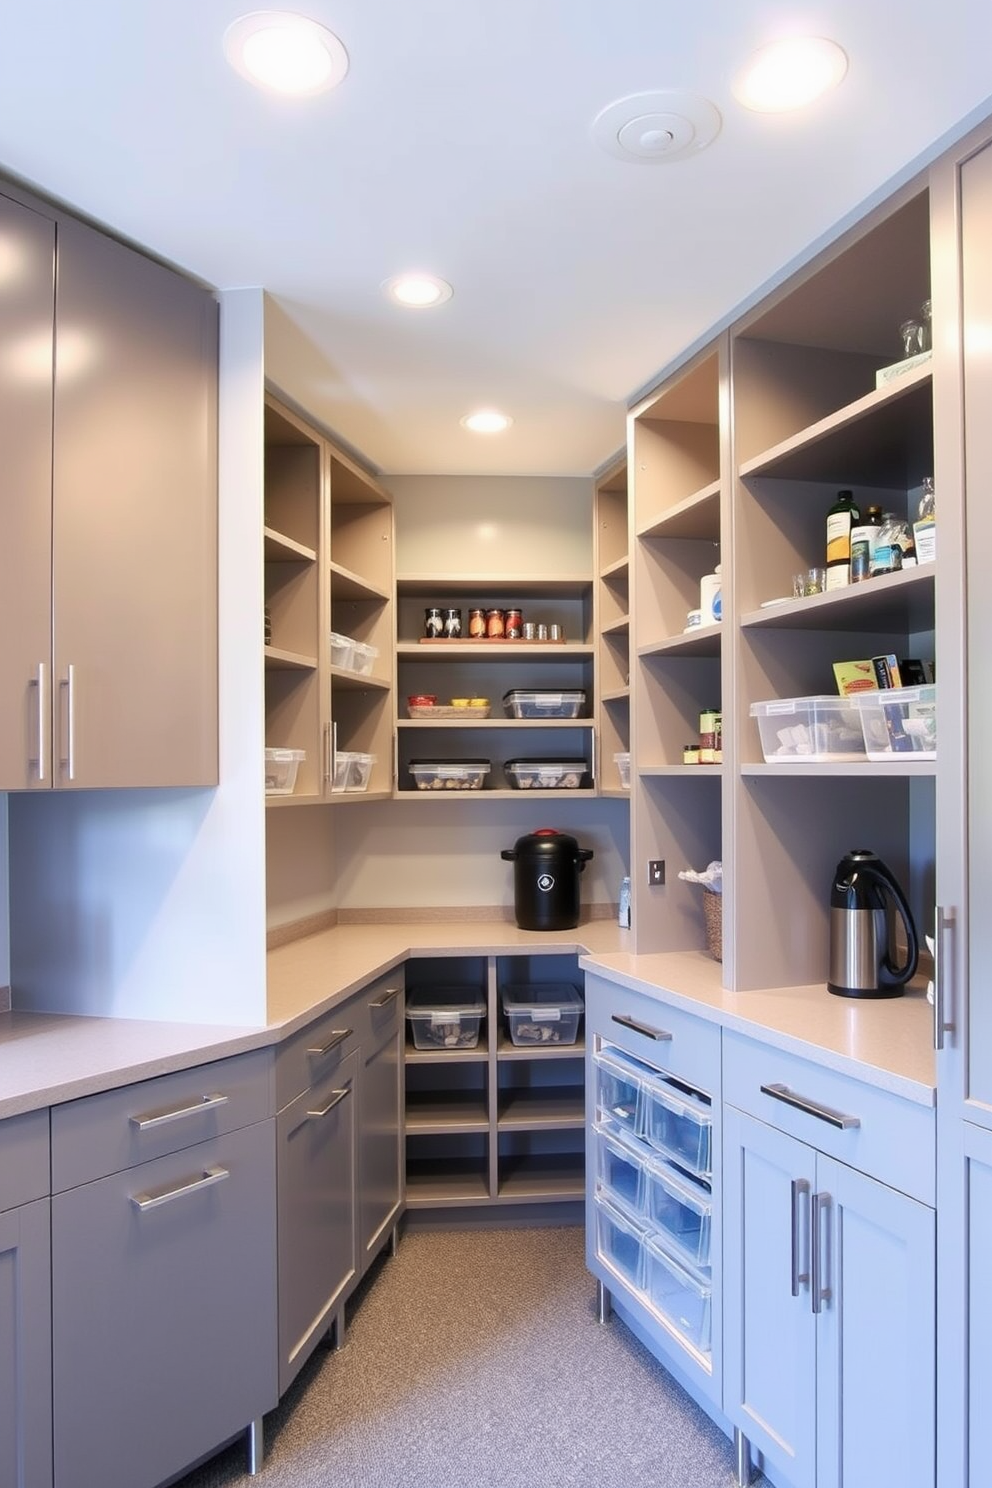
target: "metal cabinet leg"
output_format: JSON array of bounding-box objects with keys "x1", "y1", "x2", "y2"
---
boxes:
[
  {"x1": 246, "y1": 1417, "x2": 264, "y2": 1476},
  {"x1": 733, "y1": 1426, "x2": 754, "y2": 1487},
  {"x1": 596, "y1": 1279, "x2": 612, "y2": 1324},
  {"x1": 333, "y1": 1304, "x2": 347, "y2": 1351},
  {"x1": 389, "y1": 1222, "x2": 400, "y2": 1258}
]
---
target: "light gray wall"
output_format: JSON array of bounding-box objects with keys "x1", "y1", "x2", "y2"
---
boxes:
[
  {"x1": 6, "y1": 290, "x2": 269, "y2": 1025},
  {"x1": 0, "y1": 795, "x2": 8, "y2": 994}
]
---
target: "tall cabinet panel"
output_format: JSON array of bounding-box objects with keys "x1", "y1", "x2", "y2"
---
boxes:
[
  {"x1": 594, "y1": 455, "x2": 631, "y2": 798},
  {"x1": 52, "y1": 215, "x2": 218, "y2": 787},
  {"x1": 729, "y1": 186, "x2": 936, "y2": 991},
  {"x1": 629, "y1": 347, "x2": 725, "y2": 955},
  {"x1": 0, "y1": 193, "x2": 54, "y2": 790}
]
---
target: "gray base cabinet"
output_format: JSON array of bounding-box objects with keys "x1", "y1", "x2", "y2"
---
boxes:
[
  {"x1": 50, "y1": 1053, "x2": 277, "y2": 1488},
  {"x1": 0, "y1": 1110, "x2": 52, "y2": 1488},
  {"x1": 723, "y1": 1037, "x2": 935, "y2": 1488}
]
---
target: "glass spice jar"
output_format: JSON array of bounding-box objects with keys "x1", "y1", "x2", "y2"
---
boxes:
[
  {"x1": 505, "y1": 608, "x2": 523, "y2": 639},
  {"x1": 485, "y1": 608, "x2": 505, "y2": 639},
  {"x1": 468, "y1": 608, "x2": 486, "y2": 639}
]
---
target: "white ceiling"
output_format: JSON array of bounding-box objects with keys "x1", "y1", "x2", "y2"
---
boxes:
[{"x1": 1, "y1": 2, "x2": 991, "y2": 477}]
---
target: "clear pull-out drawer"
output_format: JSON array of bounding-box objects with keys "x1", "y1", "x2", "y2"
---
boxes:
[
  {"x1": 643, "y1": 1154, "x2": 712, "y2": 1268},
  {"x1": 643, "y1": 1231, "x2": 712, "y2": 1353},
  {"x1": 640, "y1": 1071, "x2": 712, "y2": 1179},
  {"x1": 595, "y1": 1123, "x2": 646, "y2": 1217},
  {"x1": 593, "y1": 1048, "x2": 645, "y2": 1135},
  {"x1": 593, "y1": 1189, "x2": 646, "y2": 1292}
]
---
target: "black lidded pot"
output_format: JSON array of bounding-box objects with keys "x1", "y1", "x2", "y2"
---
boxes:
[{"x1": 501, "y1": 829, "x2": 593, "y2": 931}]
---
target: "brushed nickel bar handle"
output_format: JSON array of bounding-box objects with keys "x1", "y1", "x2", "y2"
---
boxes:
[
  {"x1": 130, "y1": 1166, "x2": 229, "y2": 1212},
  {"x1": 811, "y1": 1190, "x2": 831, "y2": 1314},
  {"x1": 790, "y1": 1178, "x2": 810, "y2": 1297},
  {"x1": 760, "y1": 1082, "x2": 861, "y2": 1130},
  {"x1": 590, "y1": 726, "x2": 597, "y2": 786},
  {"x1": 32, "y1": 662, "x2": 46, "y2": 781},
  {"x1": 611, "y1": 1013, "x2": 673, "y2": 1042},
  {"x1": 130, "y1": 1092, "x2": 229, "y2": 1130},
  {"x1": 322, "y1": 722, "x2": 332, "y2": 785},
  {"x1": 370, "y1": 985, "x2": 402, "y2": 1009},
  {"x1": 934, "y1": 904, "x2": 955, "y2": 1052},
  {"x1": 307, "y1": 1028, "x2": 352, "y2": 1057},
  {"x1": 307, "y1": 1086, "x2": 351, "y2": 1119},
  {"x1": 59, "y1": 667, "x2": 76, "y2": 780}
]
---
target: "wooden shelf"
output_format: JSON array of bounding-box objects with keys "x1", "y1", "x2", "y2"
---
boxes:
[
  {"x1": 397, "y1": 574, "x2": 592, "y2": 597},
  {"x1": 404, "y1": 1161, "x2": 491, "y2": 1207},
  {"x1": 264, "y1": 645, "x2": 318, "y2": 671},
  {"x1": 397, "y1": 642, "x2": 594, "y2": 660},
  {"x1": 496, "y1": 1088, "x2": 585, "y2": 1129},
  {"x1": 330, "y1": 666, "x2": 391, "y2": 691},
  {"x1": 741, "y1": 760, "x2": 937, "y2": 778},
  {"x1": 496, "y1": 1153, "x2": 585, "y2": 1202},
  {"x1": 600, "y1": 555, "x2": 630, "y2": 580},
  {"x1": 496, "y1": 1033, "x2": 585, "y2": 1061},
  {"x1": 602, "y1": 687, "x2": 631, "y2": 705},
  {"x1": 397, "y1": 788, "x2": 599, "y2": 801},
  {"x1": 602, "y1": 615, "x2": 631, "y2": 636},
  {"x1": 739, "y1": 363, "x2": 932, "y2": 484},
  {"x1": 329, "y1": 560, "x2": 390, "y2": 602},
  {"x1": 264, "y1": 526, "x2": 317, "y2": 563},
  {"x1": 638, "y1": 625, "x2": 722, "y2": 660},
  {"x1": 639, "y1": 765, "x2": 723, "y2": 779},
  {"x1": 405, "y1": 1038, "x2": 490, "y2": 1065},
  {"x1": 637, "y1": 480, "x2": 721, "y2": 542},
  {"x1": 405, "y1": 1093, "x2": 490, "y2": 1133},
  {"x1": 741, "y1": 564, "x2": 935, "y2": 634},
  {"x1": 396, "y1": 717, "x2": 593, "y2": 729}
]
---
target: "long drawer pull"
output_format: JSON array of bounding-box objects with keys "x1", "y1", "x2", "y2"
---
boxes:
[
  {"x1": 130, "y1": 1165, "x2": 229, "y2": 1212},
  {"x1": 369, "y1": 986, "x2": 403, "y2": 1009},
  {"x1": 129, "y1": 1093, "x2": 229, "y2": 1130},
  {"x1": 611, "y1": 1013, "x2": 673, "y2": 1043},
  {"x1": 307, "y1": 1028, "x2": 353, "y2": 1057},
  {"x1": 790, "y1": 1178, "x2": 810, "y2": 1297},
  {"x1": 760, "y1": 1082, "x2": 861, "y2": 1130},
  {"x1": 308, "y1": 1086, "x2": 352, "y2": 1120},
  {"x1": 811, "y1": 1190, "x2": 832, "y2": 1314}
]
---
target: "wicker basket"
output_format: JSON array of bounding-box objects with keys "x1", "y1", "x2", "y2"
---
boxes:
[{"x1": 702, "y1": 890, "x2": 723, "y2": 962}]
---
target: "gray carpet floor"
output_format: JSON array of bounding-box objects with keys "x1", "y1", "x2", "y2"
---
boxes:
[{"x1": 175, "y1": 1225, "x2": 748, "y2": 1487}]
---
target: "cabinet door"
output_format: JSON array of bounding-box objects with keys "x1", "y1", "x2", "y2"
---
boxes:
[
  {"x1": 358, "y1": 983, "x2": 404, "y2": 1269},
  {"x1": 52, "y1": 1121, "x2": 277, "y2": 1488},
  {"x1": 0, "y1": 193, "x2": 55, "y2": 790},
  {"x1": 277, "y1": 1051, "x2": 357, "y2": 1395},
  {"x1": 815, "y1": 1154, "x2": 935, "y2": 1488},
  {"x1": 723, "y1": 1107, "x2": 817, "y2": 1488},
  {"x1": 52, "y1": 215, "x2": 218, "y2": 787},
  {"x1": 0, "y1": 1199, "x2": 52, "y2": 1488}
]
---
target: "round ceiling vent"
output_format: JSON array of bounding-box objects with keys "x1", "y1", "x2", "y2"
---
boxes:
[{"x1": 591, "y1": 90, "x2": 722, "y2": 163}]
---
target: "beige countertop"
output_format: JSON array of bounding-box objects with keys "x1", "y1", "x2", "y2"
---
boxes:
[{"x1": 0, "y1": 917, "x2": 935, "y2": 1119}]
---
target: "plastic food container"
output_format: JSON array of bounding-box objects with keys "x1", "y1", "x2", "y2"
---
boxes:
[
  {"x1": 500, "y1": 982, "x2": 583, "y2": 1045},
  {"x1": 750, "y1": 695, "x2": 867, "y2": 762},
  {"x1": 596, "y1": 1124, "x2": 647, "y2": 1217},
  {"x1": 350, "y1": 640, "x2": 379, "y2": 677},
  {"x1": 329, "y1": 632, "x2": 355, "y2": 671},
  {"x1": 614, "y1": 751, "x2": 631, "y2": 789},
  {"x1": 504, "y1": 758, "x2": 589, "y2": 790},
  {"x1": 406, "y1": 985, "x2": 486, "y2": 1049},
  {"x1": 264, "y1": 747, "x2": 305, "y2": 795},
  {"x1": 331, "y1": 750, "x2": 376, "y2": 793},
  {"x1": 640, "y1": 1073, "x2": 712, "y2": 1179},
  {"x1": 593, "y1": 1048, "x2": 646, "y2": 1135},
  {"x1": 852, "y1": 684, "x2": 936, "y2": 760},
  {"x1": 408, "y1": 759, "x2": 490, "y2": 791},
  {"x1": 643, "y1": 1156, "x2": 713, "y2": 1268},
  {"x1": 502, "y1": 689, "x2": 586, "y2": 719},
  {"x1": 642, "y1": 1232, "x2": 713, "y2": 1351},
  {"x1": 594, "y1": 1190, "x2": 646, "y2": 1292}
]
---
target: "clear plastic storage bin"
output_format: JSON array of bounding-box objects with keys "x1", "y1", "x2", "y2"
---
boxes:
[
  {"x1": 750, "y1": 695, "x2": 867, "y2": 762},
  {"x1": 331, "y1": 751, "x2": 376, "y2": 793},
  {"x1": 613, "y1": 752, "x2": 631, "y2": 789},
  {"x1": 406, "y1": 985, "x2": 486, "y2": 1049},
  {"x1": 502, "y1": 689, "x2": 586, "y2": 719},
  {"x1": 594, "y1": 1190, "x2": 646, "y2": 1292},
  {"x1": 593, "y1": 1048, "x2": 646, "y2": 1135},
  {"x1": 350, "y1": 639, "x2": 379, "y2": 677},
  {"x1": 640, "y1": 1073, "x2": 712, "y2": 1178},
  {"x1": 329, "y1": 632, "x2": 355, "y2": 671},
  {"x1": 408, "y1": 759, "x2": 490, "y2": 791},
  {"x1": 643, "y1": 1155, "x2": 712, "y2": 1268},
  {"x1": 596, "y1": 1125, "x2": 647, "y2": 1217},
  {"x1": 264, "y1": 748, "x2": 305, "y2": 795},
  {"x1": 504, "y1": 758, "x2": 589, "y2": 790},
  {"x1": 501, "y1": 983, "x2": 583, "y2": 1045},
  {"x1": 643, "y1": 1232, "x2": 713, "y2": 1351},
  {"x1": 853, "y1": 684, "x2": 936, "y2": 760}
]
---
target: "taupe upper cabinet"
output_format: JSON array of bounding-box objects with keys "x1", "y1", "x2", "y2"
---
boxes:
[{"x1": 0, "y1": 193, "x2": 219, "y2": 790}]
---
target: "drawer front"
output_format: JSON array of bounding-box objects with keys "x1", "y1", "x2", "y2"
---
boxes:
[
  {"x1": 52, "y1": 1119, "x2": 277, "y2": 1488},
  {"x1": 350, "y1": 969, "x2": 405, "y2": 1052},
  {"x1": 51, "y1": 1047, "x2": 273, "y2": 1191},
  {"x1": 723, "y1": 1030, "x2": 935, "y2": 1205},
  {"x1": 276, "y1": 1000, "x2": 364, "y2": 1113},
  {"x1": 585, "y1": 973, "x2": 720, "y2": 1097},
  {"x1": 0, "y1": 1107, "x2": 50, "y2": 1211}
]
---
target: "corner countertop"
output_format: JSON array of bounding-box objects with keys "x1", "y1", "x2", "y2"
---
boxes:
[{"x1": 0, "y1": 917, "x2": 936, "y2": 1120}]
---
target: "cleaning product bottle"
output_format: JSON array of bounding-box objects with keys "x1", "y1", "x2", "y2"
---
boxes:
[
  {"x1": 826, "y1": 489, "x2": 860, "y2": 590},
  {"x1": 850, "y1": 504, "x2": 883, "y2": 583}
]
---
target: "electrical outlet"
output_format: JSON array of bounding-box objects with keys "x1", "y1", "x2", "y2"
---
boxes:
[{"x1": 647, "y1": 859, "x2": 665, "y2": 886}]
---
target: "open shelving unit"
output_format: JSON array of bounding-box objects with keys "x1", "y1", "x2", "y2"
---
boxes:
[
  {"x1": 594, "y1": 454, "x2": 631, "y2": 799},
  {"x1": 403, "y1": 952, "x2": 586, "y2": 1215}
]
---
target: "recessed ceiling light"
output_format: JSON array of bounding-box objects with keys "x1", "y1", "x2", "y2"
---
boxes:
[
  {"x1": 733, "y1": 37, "x2": 848, "y2": 113},
  {"x1": 461, "y1": 410, "x2": 512, "y2": 434},
  {"x1": 382, "y1": 273, "x2": 453, "y2": 309},
  {"x1": 224, "y1": 12, "x2": 349, "y2": 97}
]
